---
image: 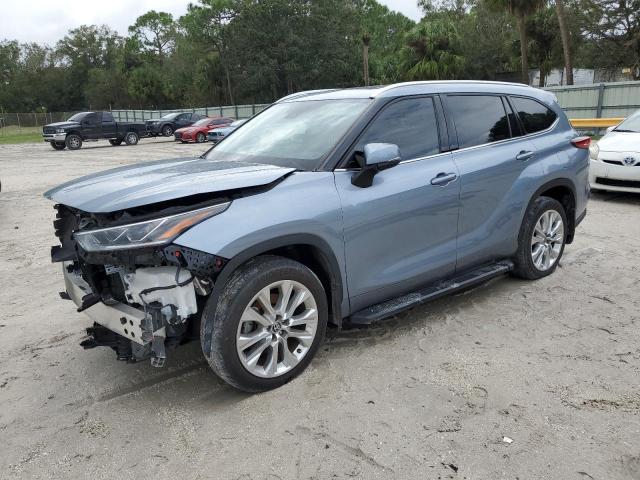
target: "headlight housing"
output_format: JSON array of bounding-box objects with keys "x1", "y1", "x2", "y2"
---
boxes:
[
  {"x1": 74, "y1": 202, "x2": 230, "y2": 252},
  {"x1": 589, "y1": 142, "x2": 599, "y2": 160},
  {"x1": 56, "y1": 128, "x2": 65, "y2": 133}
]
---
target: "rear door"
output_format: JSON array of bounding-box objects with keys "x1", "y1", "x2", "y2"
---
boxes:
[
  {"x1": 101, "y1": 112, "x2": 117, "y2": 138},
  {"x1": 444, "y1": 94, "x2": 540, "y2": 271},
  {"x1": 334, "y1": 96, "x2": 460, "y2": 312}
]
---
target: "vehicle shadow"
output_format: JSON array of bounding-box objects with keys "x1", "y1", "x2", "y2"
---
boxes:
[
  {"x1": 89, "y1": 275, "x2": 513, "y2": 408},
  {"x1": 590, "y1": 190, "x2": 640, "y2": 205}
]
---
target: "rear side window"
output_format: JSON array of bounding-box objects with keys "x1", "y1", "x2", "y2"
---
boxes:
[
  {"x1": 356, "y1": 97, "x2": 440, "y2": 160},
  {"x1": 447, "y1": 95, "x2": 510, "y2": 148},
  {"x1": 510, "y1": 96, "x2": 557, "y2": 134}
]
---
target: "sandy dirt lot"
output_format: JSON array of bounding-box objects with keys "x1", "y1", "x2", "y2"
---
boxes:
[{"x1": 0, "y1": 139, "x2": 639, "y2": 480}]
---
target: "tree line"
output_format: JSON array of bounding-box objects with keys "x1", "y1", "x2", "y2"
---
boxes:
[{"x1": 0, "y1": 0, "x2": 637, "y2": 112}]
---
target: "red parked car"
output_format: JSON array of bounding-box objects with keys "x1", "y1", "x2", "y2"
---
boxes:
[{"x1": 174, "y1": 117, "x2": 234, "y2": 143}]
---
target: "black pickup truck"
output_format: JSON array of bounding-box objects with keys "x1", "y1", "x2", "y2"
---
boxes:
[{"x1": 43, "y1": 112, "x2": 146, "y2": 150}]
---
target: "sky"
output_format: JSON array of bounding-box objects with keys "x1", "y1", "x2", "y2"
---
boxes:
[{"x1": 0, "y1": 0, "x2": 423, "y2": 46}]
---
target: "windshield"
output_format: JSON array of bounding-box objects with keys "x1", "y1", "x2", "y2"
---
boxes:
[
  {"x1": 614, "y1": 111, "x2": 640, "y2": 132},
  {"x1": 230, "y1": 119, "x2": 247, "y2": 127},
  {"x1": 68, "y1": 112, "x2": 89, "y2": 122},
  {"x1": 205, "y1": 99, "x2": 370, "y2": 170},
  {"x1": 160, "y1": 113, "x2": 179, "y2": 120}
]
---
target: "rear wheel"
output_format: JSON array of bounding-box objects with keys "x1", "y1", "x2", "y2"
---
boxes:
[
  {"x1": 513, "y1": 196, "x2": 567, "y2": 280},
  {"x1": 124, "y1": 131, "x2": 139, "y2": 146},
  {"x1": 201, "y1": 255, "x2": 328, "y2": 392},
  {"x1": 65, "y1": 134, "x2": 82, "y2": 150},
  {"x1": 109, "y1": 138, "x2": 123, "y2": 146},
  {"x1": 51, "y1": 142, "x2": 66, "y2": 150},
  {"x1": 161, "y1": 124, "x2": 173, "y2": 137},
  {"x1": 196, "y1": 132, "x2": 206, "y2": 143}
]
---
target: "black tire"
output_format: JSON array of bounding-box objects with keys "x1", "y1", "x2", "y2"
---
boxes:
[
  {"x1": 124, "y1": 131, "x2": 139, "y2": 146},
  {"x1": 196, "y1": 132, "x2": 206, "y2": 143},
  {"x1": 512, "y1": 196, "x2": 567, "y2": 280},
  {"x1": 51, "y1": 142, "x2": 66, "y2": 150},
  {"x1": 161, "y1": 124, "x2": 173, "y2": 136},
  {"x1": 201, "y1": 255, "x2": 328, "y2": 392},
  {"x1": 65, "y1": 134, "x2": 82, "y2": 150},
  {"x1": 109, "y1": 138, "x2": 123, "y2": 146}
]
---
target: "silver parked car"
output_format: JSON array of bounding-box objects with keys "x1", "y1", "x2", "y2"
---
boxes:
[
  {"x1": 207, "y1": 118, "x2": 247, "y2": 144},
  {"x1": 45, "y1": 81, "x2": 589, "y2": 392}
]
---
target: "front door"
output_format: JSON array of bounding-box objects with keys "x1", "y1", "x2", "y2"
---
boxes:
[{"x1": 334, "y1": 97, "x2": 460, "y2": 312}]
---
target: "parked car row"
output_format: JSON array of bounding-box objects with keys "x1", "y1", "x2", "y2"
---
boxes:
[{"x1": 43, "y1": 111, "x2": 248, "y2": 150}]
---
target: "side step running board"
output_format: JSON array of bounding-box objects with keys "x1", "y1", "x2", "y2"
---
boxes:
[{"x1": 347, "y1": 260, "x2": 514, "y2": 326}]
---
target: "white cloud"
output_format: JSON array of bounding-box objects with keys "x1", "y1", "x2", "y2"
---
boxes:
[{"x1": 0, "y1": 0, "x2": 422, "y2": 45}]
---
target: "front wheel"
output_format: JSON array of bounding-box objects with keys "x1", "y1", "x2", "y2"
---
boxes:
[
  {"x1": 51, "y1": 142, "x2": 66, "y2": 150},
  {"x1": 196, "y1": 132, "x2": 206, "y2": 143},
  {"x1": 65, "y1": 134, "x2": 82, "y2": 150},
  {"x1": 124, "y1": 131, "x2": 139, "y2": 146},
  {"x1": 201, "y1": 255, "x2": 328, "y2": 392},
  {"x1": 161, "y1": 124, "x2": 173, "y2": 137},
  {"x1": 513, "y1": 196, "x2": 567, "y2": 280}
]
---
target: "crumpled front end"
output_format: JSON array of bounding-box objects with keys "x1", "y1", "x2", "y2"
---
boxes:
[{"x1": 52, "y1": 204, "x2": 226, "y2": 367}]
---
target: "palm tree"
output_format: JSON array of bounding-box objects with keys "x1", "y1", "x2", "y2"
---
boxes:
[
  {"x1": 485, "y1": 0, "x2": 545, "y2": 84},
  {"x1": 554, "y1": 0, "x2": 573, "y2": 85},
  {"x1": 401, "y1": 19, "x2": 465, "y2": 80}
]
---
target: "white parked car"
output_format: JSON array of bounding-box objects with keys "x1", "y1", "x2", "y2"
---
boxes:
[{"x1": 590, "y1": 111, "x2": 640, "y2": 193}]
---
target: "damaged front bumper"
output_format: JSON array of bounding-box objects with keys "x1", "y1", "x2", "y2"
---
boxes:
[
  {"x1": 63, "y1": 262, "x2": 147, "y2": 344},
  {"x1": 52, "y1": 204, "x2": 227, "y2": 367}
]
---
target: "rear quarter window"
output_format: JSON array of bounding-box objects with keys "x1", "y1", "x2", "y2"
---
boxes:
[{"x1": 510, "y1": 96, "x2": 557, "y2": 134}]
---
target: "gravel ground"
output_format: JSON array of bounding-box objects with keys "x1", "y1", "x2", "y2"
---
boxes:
[{"x1": 0, "y1": 139, "x2": 639, "y2": 480}]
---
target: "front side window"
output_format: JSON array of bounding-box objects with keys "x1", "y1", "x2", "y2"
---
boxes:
[
  {"x1": 102, "y1": 112, "x2": 114, "y2": 122},
  {"x1": 447, "y1": 95, "x2": 510, "y2": 148},
  {"x1": 355, "y1": 97, "x2": 440, "y2": 161},
  {"x1": 205, "y1": 99, "x2": 370, "y2": 171},
  {"x1": 176, "y1": 113, "x2": 190, "y2": 121},
  {"x1": 510, "y1": 96, "x2": 557, "y2": 134}
]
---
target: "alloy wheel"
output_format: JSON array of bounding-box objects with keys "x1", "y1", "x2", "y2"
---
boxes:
[
  {"x1": 531, "y1": 210, "x2": 564, "y2": 271},
  {"x1": 236, "y1": 280, "x2": 318, "y2": 378}
]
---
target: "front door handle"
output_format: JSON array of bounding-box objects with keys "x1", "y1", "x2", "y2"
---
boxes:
[
  {"x1": 430, "y1": 172, "x2": 458, "y2": 186},
  {"x1": 516, "y1": 150, "x2": 535, "y2": 162}
]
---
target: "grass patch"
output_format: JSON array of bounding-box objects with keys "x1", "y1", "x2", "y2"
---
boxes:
[{"x1": 0, "y1": 126, "x2": 42, "y2": 145}]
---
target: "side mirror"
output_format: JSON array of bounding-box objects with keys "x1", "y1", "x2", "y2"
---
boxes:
[
  {"x1": 351, "y1": 143, "x2": 401, "y2": 188},
  {"x1": 606, "y1": 126, "x2": 615, "y2": 133}
]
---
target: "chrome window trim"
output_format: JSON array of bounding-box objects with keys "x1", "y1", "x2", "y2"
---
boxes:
[
  {"x1": 451, "y1": 116, "x2": 560, "y2": 154},
  {"x1": 334, "y1": 151, "x2": 451, "y2": 172}
]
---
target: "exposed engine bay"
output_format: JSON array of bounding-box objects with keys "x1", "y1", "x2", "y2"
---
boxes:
[{"x1": 52, "y1": 203, "x2": 227, "y2": 367}]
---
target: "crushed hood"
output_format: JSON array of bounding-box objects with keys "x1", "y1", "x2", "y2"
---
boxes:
[
  {"x1": 44, "y1": 157, "x2": 295, "y2": 213},
  {"x1": 598, "y1": 131, "x2": 640, "y2": 153}
]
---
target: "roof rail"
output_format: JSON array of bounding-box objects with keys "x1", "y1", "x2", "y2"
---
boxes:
[
  {"x1": 370, "y1": 80, "x2": 531, "y2": 98},
  {"x1": 275, "y1": 89, "x2": 341, "y2": 103}
]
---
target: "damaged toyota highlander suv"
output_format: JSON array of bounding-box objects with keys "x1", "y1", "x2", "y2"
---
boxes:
[{"x1": 45, "y1": 82, "x2": 589, "y2": 392}]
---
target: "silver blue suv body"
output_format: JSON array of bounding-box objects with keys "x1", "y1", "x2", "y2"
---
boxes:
[{"x1": 45, "y1": 81, "x2": 590, "y2": 392}]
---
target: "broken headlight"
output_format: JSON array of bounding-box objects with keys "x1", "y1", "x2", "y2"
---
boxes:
[{"x1": 74, "y1": 202, "x2": 230, "y2": 252}]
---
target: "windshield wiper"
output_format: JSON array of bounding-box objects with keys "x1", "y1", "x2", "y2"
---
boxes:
[{"x1": 613, "y1": 128, "x2": 638, "y2": 133}]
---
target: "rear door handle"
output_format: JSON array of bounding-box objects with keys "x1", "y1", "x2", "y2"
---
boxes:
[
  {"x1": 430, "y1": 172, "x2": 458, "y2": 186},
  {"x1": 516, "y1": 150, "x2": 535, "y2": 162}
]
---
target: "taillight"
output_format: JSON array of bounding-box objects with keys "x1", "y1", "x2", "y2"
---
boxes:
[{"x1": 571, "y1": 136, "x2": 591, "y2": 149}]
